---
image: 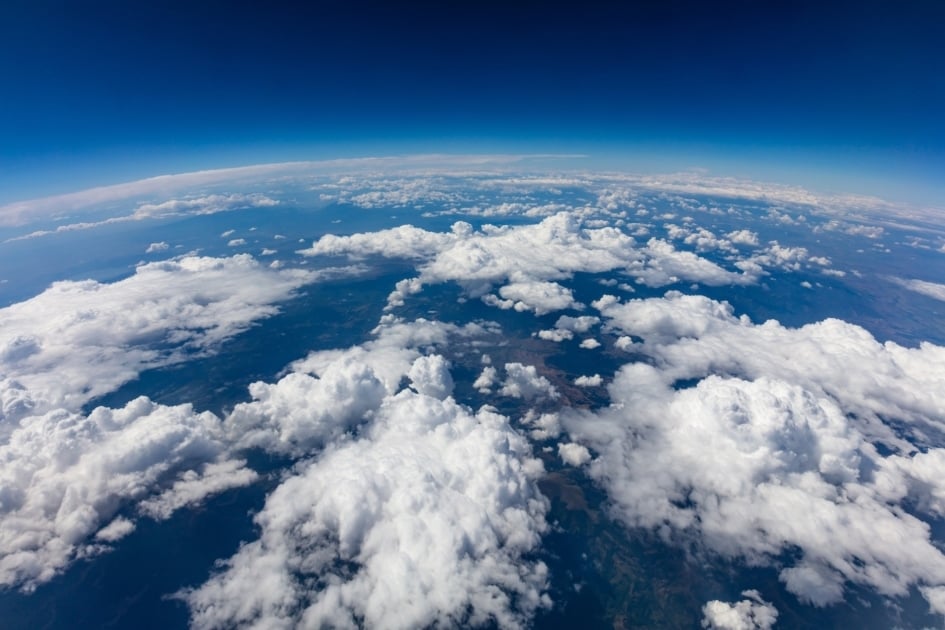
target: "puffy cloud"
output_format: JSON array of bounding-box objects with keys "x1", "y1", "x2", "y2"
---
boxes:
[
  {"x1": 227, "y1": 238, "x2": 246, "y2": 247},
  {"x1": 181, "y1": 389, "x2": 550, "y2": 630},
  {"x1": 537, "y1": 315, "x2": 600, "y2": 343},
  {"x1": 554, "y1": 315, "x2": 600, "y2": 333},
  {"x1": 558, "y1": 442, "x2": 591, "y2": 466},
  {"x1": 408, "y1": 354, "x2": 454, "y2": 399},
  {"x1": 521, "y1": 411, "x2": 562, "y2": 441},
  {"x1": 473, "y1": 366, "x2": 499, "y2": 394},
  {"x1": 230, "y1": 316, "x2": 491, "y2": 456},
  {"x1": 0, "y1": 255, "x2": 315, "y2": 423},
  {"x1": 225, "y1": 362, "x2": 387, "y2": 456},
  {"x1": 0, "y1": 307, "x2": 504, "y2": 592},
  {"x1": 0, "y1": 397, "x2": 229, "y2": 590},
  {"x1": 738, "y1": 241, "x2": 829, "y2": 274},
  {"x1": 630, "y1": 238, "x2": 751, "y2": 287},
  {"x1": 491, "y1": 280, "x2": 580, "y2": 316},
  {"x1": 573, "y1": 374, "x2": 603, "y2": 387},
  {"x1": 300, "y1": 224, "x2": 459, "y2": 260},
  {"x1": 145, "y1": 241, "x2": 169, "y2": 253},
  {"x1": 537, "y1": 328, "x2": 574, "y2": 342},
  {"x1": 726, "y1": 229, "x2": 760, "y2": 246},
  {"x1": 594, "y1": 292, "x2": 945, "y2": 444},
  {"x1": 579, "y1": 338, "x2": 601, "y2": 349},
  {"x1": 702, "y1": 590, "x2": 778, "y2": 630},
  {"x1": 499, "y1": 363, "x2": 559, "y2": 401},
  {"x1": 566, "y1": 291, "x2": 945, "y2": 612},
  {"x1": 303, "y1": 213, "x2": 758, "y2": 311}
]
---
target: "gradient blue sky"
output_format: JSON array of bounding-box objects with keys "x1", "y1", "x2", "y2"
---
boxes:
[{"x1": 2, "y1": 0, "x2": 943, "y2": 205}]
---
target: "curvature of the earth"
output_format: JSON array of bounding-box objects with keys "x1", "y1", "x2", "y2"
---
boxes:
[{"x1": 1, "y1": 158, "x2": 945, "y2": 629}]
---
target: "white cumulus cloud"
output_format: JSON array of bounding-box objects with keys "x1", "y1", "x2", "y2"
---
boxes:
[
  {"x1": 181, "y1": 389, "x2": 550, "y2": 630},
  {"x1": 566, "y1": 291, "x2": 945, "y2": 613},
  {"x1": 702, "y1": 590, "x2": 778, "y2": 629}
]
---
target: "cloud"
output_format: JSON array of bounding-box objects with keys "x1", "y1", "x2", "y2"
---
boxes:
[
  {"x1": 94, "y1": 517, "x2": 136, "y2": 543},
  {"x1": 573, "y1": 374, "x2": 603, "y2": 387},
  {"x1": 702, "y1": 590, "x2": 778, "y2": 630},
  {"x1": 726, "y1": 229, "x2": 760, "y2": 246},
  {"x1": 889, "y1": 276, "x2": 945, "y2": 302},
  {"x1": 0, "y1": 255, "x2": 315, "y2": 423},
  {"x1": 564, "y1": 291, "x2": 945, "y2": 612},
  {"x1": 132, "y1": 193, "x2": 278, "y2": 219},
  {"x1": 554, "y1": 315, "x2": 599, "y2": 332},
  {"x1": 473, "y1": 366, "x2": 498, "y2": 393},
  {"x1": 578, "y1": 338, "x2": 601, "y2": 349},
  {"x1": 224, "y1": 364, "x2": 387, "y2": 455},
  {"x1": 4, "y1": 194, "x2": 281, "y2": 243},
  {"x1": 407, "y1": 354, "x2": 454, "y2": 399},
  {"x1": 303, "y1": 212, "x2": 758, "y2": 313},
  {"x1": 228, "y1": 316, "x2": 495, "y2": 457},
  {"x1": 181, "y1": 385, "x2": 550, "y2": 629},
  {"x1": 145, "y1": 241, "x2": 169, "y2": 253},
  {"x1": 593, "y1": 291, "x2": 945, "y2": 443},
  {"x1": 537, "y1": 328, "x2": 574, "y2": 342},
  {"x1": 1, "y1": 155, "x2": 574, "y2": 228},
  {"x1": 499, "y1": 363, "x2": 559, "y2": 401},
  {"x1": 0, "y1": 397, "x2": 231, "y2": 590},
  {"x1": 558, "y1": 442, "x2": 591, "y2": 466},
  {"x1": 302, "y1": 223, "x2": 458, "y2": 260},
  {"x1": 137, "y1": 459, "x2": 258, "y2": 521},
  {"x1": 485, "y1": 280, "x2": 580, "y2": 316},
  {"x1": 0, "y1": 304, "x2": 498, "y2": 591}
]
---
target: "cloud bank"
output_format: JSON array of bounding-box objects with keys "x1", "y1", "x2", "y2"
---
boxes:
[{"x1": 562, "y1": 291, "x2": 945, "y2": 612}]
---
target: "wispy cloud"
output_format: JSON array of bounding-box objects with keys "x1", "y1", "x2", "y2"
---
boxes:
[{"x1": 0, "y1": 155, "x2": 583, "y2": 227}]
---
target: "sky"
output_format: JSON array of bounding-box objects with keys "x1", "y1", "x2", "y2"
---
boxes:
[{"x1": 1, "y1": 0, "x2": 944, "y2": 205}]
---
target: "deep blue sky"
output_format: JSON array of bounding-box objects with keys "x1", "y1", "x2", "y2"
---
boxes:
[{"x1": 2, "y1": 0, "x2": 944, "y2": 204}]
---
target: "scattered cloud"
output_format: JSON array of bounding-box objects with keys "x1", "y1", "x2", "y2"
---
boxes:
[
  {"x1": 303, "y1": 212, "x2": 759, "y2": 313},
  {"x1": 702, "y1": 590, "x2": 778, "y2": 630}
]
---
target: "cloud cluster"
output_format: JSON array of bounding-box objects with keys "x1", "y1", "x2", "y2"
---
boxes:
[
  {"x1": 499, "y1": 363, "x2": 559, "y2": 401},
  {"x1": 702, "y1": 590, "x2": 778, "y2": 630},
  {"x1": 483, "y1": 280, "x2": 580, "y2": 316},
  {"x1": 183, "y1": 372, "x2": 550, "y2": 629},
  {"x1": 0, "y1": 254, "x2": 313, "y2": 422},
  {"x1": 0, "y1": 397, "x2": 234, "y2": 590},
  {"x1": 563, "y1": 291, "x2": 945, "y2": 612},
  {"x1": 0, "y1": 254, "x2": 333, "y2": 589},
  {"x1": 303, "y1": 212, "x2": 758, "y2": 312}
]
